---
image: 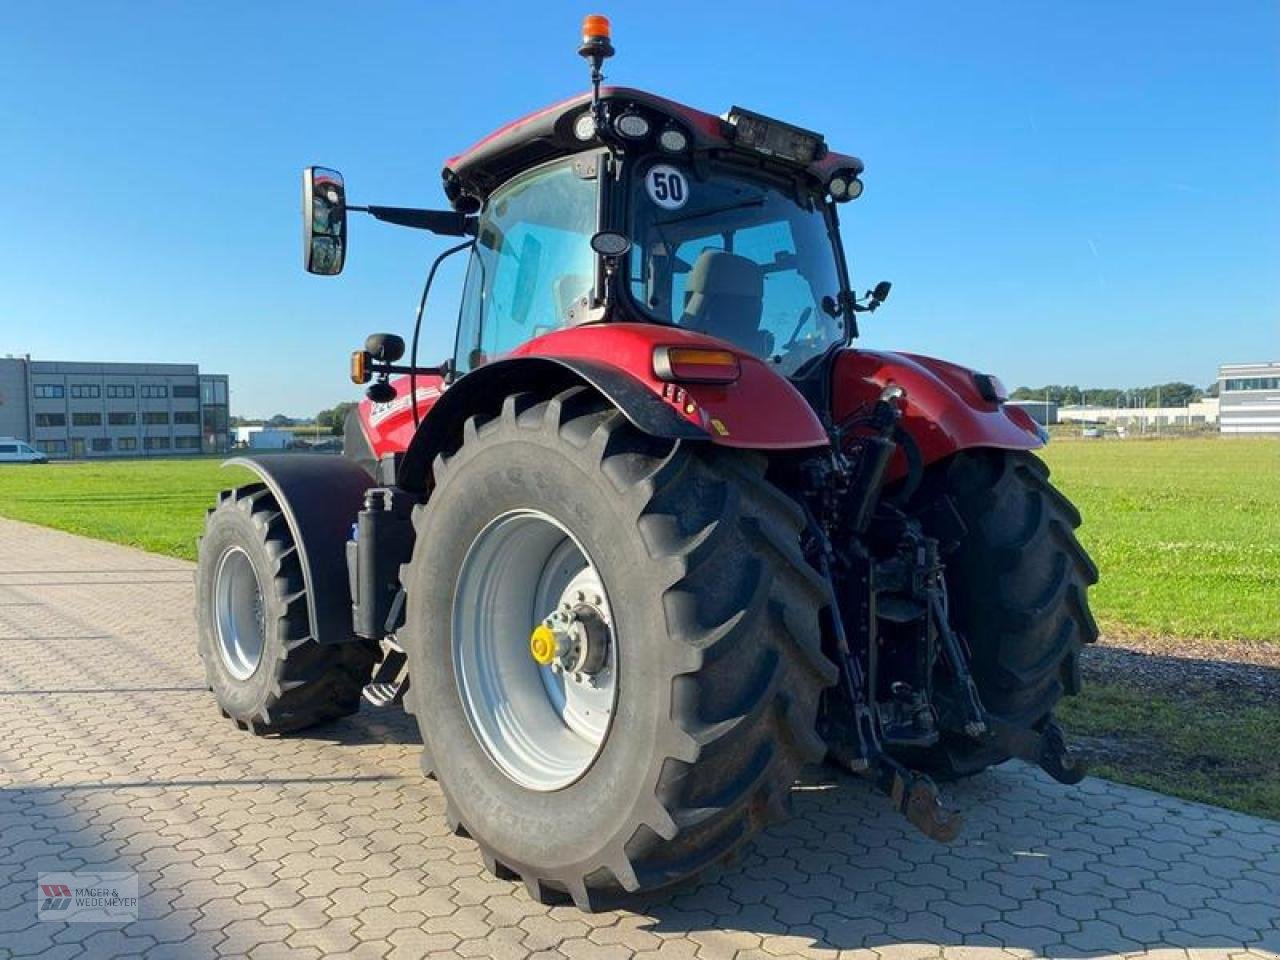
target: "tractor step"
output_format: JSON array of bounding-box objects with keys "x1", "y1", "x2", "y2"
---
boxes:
[{"x1": 361, "y1": 642, "x2": 409, "y2": 708}]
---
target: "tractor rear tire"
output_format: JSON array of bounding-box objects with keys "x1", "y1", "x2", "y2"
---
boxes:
[
  {"x1": 905, "y1": 449, "x2": 1099, "y2": 778},
  {"x1": 398, "y1": 387, "x2": 837, "y2": 909},
  {"x1": 196, "y1": 484, "x2": 379, "y2": 734}
]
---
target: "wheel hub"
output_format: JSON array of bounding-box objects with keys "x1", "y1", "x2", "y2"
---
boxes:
[
  {"x1": 530, "y1": 598, "x2": 610, "y2": 677},
  {"x1": 453, "y1": 510, "x2": 619, "y2": 792}
]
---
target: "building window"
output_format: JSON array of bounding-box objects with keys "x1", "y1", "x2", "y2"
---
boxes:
[
  {"x1": 144, "y1": 436, "x2": 170, "y2": 450},
  {"x1": 1223, "y1": 376, "x2": 1280, "y2": 392},
  {"x1": 108, "y1": 411, "x2": 136, "y2": 426},
  {"x1": 34, "y1": 413, "x2": 66, "y2": 427},
  {"x1": 117, "y1": 436, "x2": 137, "y2": 451},
  {"x1": 174, "y1": 436, "x2": 202, "y2": 450},
  {"x1": 91, "y1": 438, "x2": 112, "y2": 452},
  {"x1": 36, "y1": 439, "x2": 68, "y2": 454},
  {"x1": 34, "y1": 384, "x2": 65, "y2": 399},
  {"x1": 70, "y1": 384, "x2": 101, "y2": 399},
  {"x1": 72, "y1": 412, "x2": 102, "y2": 427},
  {"x1": 174, "y1": 411, "x2": 200, "y2": 425},
  {"x1": 143, "y1": 412, "x2": 169, "y2": 425},
  {"x1": 173, "y1": 384, "x2": 199, "y2": 398},
  {"x1": 141, "y1": 385, "x2": 169, "y2": 399},
  {"x1": 106, "y1": 384, "x2": 136, "y2": 399}
]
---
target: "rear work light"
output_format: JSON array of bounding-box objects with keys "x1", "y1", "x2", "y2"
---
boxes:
[
  {"x1": 723, "y1": 107, "x2": 826, "y2": 164},
  {"x1": 974, "y1": 373, "x2": 1009, "y2": 403},
  {"x1": 653, "y1": 346, "x2": 741, "y2": 384}
]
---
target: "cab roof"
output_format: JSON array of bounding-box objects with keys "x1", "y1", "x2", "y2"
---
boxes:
[{"x1": 441, "y1": 86, "x2": 863, "y2": 212}]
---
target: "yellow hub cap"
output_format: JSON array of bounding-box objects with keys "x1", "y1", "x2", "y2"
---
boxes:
[{"x1": 529, "y1": 624, "x2": 558, "y2": 666}]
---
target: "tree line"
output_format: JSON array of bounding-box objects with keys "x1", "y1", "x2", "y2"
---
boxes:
[
  {"x1": 1009, "y1": 381, "x2": 1216, "y2": 408},
  {"x1": 230, "y1": 402, "x2": 358, "y2": 435}
]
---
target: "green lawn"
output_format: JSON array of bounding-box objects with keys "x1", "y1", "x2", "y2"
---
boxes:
[
  {"x1": 1, "y1": 437, "x2": 1277, "y2": 641},
  {"x1": 0, "y1": 458, "x2": 255, "y2": 561},
  {"x1": 1058, "y1": 679, "x2": 1280, "y2": 821},
  {"x1": 1039, "y1": 437, "x2": 1280, "y2": 643}
]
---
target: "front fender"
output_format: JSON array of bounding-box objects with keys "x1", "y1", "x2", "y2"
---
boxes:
[
  {"x1": 832, "y1": 349, "x2": 1043, "y2": 477},
  {"x1": 223, "y1": 455, "x2": 372, "y2": 645}
]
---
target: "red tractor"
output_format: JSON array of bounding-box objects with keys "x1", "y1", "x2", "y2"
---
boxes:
[{"x1": 196, "y1": 17, "x2": 1097, "y2": 909}]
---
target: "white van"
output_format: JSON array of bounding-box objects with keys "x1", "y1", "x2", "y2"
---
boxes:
[{"x1": 0, "y1": 438, "x2": 47, "y2": 464}]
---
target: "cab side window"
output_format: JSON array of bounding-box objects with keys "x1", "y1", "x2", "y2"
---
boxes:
[{"x1": 453, "y1": 157, "x2": 598, "y2": 375}]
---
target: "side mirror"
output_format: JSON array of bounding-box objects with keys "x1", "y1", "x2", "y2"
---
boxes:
[
  {"x1": 871, "y1": 280, "x2": 892, "y2": 303},
  {"x1": 302, "y1": 166, "x2": 347, "y2": 275}
]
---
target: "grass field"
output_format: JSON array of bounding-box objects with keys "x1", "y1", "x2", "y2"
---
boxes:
[
  {"x1": 1058, "y1": 675, "x2": 1280, "y2": 820},
  {"x1": 2, "y1": 437, "x2": 1275, "y2": 641},
  {"x1": 0, "y1": 457, "x2": 256, "y2": 561},
  {"x1": 1038, "y1": 436, "x2": 1280, "y2": 643}
]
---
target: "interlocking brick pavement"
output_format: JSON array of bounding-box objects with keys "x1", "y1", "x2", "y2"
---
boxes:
[{"x1": 0, "y1": 516, "x2": 1276, "y2": 959}]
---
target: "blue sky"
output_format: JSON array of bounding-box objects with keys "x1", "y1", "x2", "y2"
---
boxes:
[{"x1": 2, "y1": 1, "x2": 1277, "y2": 417}]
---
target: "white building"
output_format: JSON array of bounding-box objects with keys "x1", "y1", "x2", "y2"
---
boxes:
[
  {"x1": 0, "y1": 356, "x2": 230, "y2": 458},
  {"x1": 1058, "y1": 398, "x2": 1219, "y2": 430},
  {"x1": 1218, "y1": 362, "x2": 1280, "y2": 435}
]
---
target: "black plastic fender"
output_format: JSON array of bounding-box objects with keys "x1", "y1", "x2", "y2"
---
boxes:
[
  {"x1": 224, "y1": 455, "x2": 373, "y2": 645},
  {"x1": 396, "y1": 355, "x2": 708, "y2": 493}
]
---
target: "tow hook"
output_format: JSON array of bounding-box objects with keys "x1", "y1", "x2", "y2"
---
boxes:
[
  {"x1": 881, "y1": 759, "x2": 964, "y2": 843},
  {"x1": 990, "y1": 717, "x2": 1087, "y2": 785}
]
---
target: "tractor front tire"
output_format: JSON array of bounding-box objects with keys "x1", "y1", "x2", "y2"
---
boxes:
[
  {"x1": 908, "y1": 449, "x2": 1099, "y2": 778},
  {"x1": 196, "y1": 485, "x2": 379, "y2": 734},
  {"x1": 399, "y1": 387, "x2": 837, "y2": 909}
]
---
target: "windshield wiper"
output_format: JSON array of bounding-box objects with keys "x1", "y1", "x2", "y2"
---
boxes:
[{"x1": 655, "y1": 195, "x2": 766, "y2": 227}]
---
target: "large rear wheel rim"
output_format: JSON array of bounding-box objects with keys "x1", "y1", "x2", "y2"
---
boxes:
[
  {"x1": 213, "y1": 546, "x2": 266, "y2": 680},
  {"x1": 453, "y1": 509, "x2": 618, "y2": 792}
]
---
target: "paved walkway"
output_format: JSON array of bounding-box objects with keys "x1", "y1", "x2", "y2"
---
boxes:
[{"x1": 0, "y1": 517, "x2": 1276, "y2": 960}]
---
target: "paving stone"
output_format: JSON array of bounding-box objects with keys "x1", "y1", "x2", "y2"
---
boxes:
[{"x1": 1, "y1": 517, "x2": 1278, "y2": 960}]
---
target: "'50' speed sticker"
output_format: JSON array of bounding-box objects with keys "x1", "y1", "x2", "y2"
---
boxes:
[{"x1": 645, "y1": 165, "x2": 688, "y2": 210}]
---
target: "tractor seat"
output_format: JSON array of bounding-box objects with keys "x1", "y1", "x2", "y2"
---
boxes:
[{"x1": 680, "y1": 250, "x2": 771, "y2": 357}]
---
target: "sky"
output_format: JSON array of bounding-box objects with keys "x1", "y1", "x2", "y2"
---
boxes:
[{"x1": 2, "y1": 1, "x2": 1277, "y2": 418}]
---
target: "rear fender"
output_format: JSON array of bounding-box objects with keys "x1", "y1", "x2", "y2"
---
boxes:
[
  {"x1": 224, "y1": 455, "x2": 373, "y2": 645},
  {"x1": 397, "y1": 324, "x2": 829, "y2": 492},
  {"x1": 832, "y1": 350, "x2": 1043, "y2": 479},
  {"x1": 396, "y1": 355, "x2": 707, "y2": 493}
]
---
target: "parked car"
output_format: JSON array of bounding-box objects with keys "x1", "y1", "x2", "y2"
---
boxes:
[{"x1": 0, "y1": 438, "x2": 47, "y2": 463}]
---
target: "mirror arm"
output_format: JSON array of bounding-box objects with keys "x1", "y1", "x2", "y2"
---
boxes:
[
  {"x1": 367, "y1": 361, "x2": 444, "y2": 378},
  {"x1": 347, "y1": 205, "x2": 475, "y2": 237}
]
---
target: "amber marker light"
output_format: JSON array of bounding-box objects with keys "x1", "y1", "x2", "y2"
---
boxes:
[
  {"x1": 350, "y1": 350, "x2": 371, "y2": 385},
  {"x1": 653, "y1": 346, "x2": 741, "y2": 384}
]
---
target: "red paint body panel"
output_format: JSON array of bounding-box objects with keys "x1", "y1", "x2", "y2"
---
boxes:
[
  {"x1": 443, "y1": 86, "x2": 862, "y2": 206},
  {"x1": 831, "y1": 349, "x2": 1042, "y2": 478},
  {"x1": 356, "y1": 338, "x2": 1041, "y2": 468},
  {"x1": 356, "y1": 325, "x2": 828, "y2": 457},
  {"x1": 507, "y1": 324, "x2": 828, "y2": 449},
  {"x1": 358, "y1": 375, "x2": 447, "y2": 460}
]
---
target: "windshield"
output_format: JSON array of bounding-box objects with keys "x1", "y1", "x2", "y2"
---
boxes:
[{"x1": 627, "y1": 162, "x2": 847, "y2": 376}]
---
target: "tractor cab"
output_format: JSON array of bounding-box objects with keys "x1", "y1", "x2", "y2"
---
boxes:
[
  {"x1": 305, "y1": 14, "x2": 885, "y2": 410},
  {"x1": 441, "y1": 83, "x2": 869, "y2": 381}
]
